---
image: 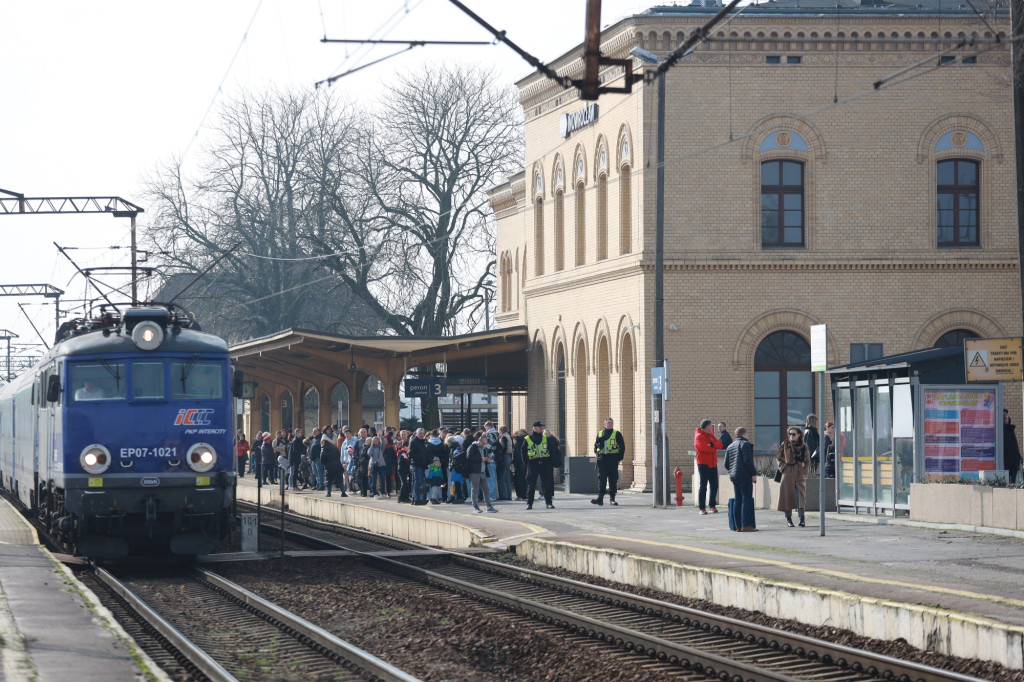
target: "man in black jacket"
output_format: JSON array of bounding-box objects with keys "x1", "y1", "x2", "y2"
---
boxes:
[
  {"x1": 525, "y1": 421, "x2": 559, "y2": 510},
  {"x1": 723, "y1": 427, "x2": 758, "y2": 532},
  {"x1": 591, "y1": 417, "x2": 625, "y2": 507},
  {"x1": 409, "y1": 428, "x2": 429, "y2": 505}
]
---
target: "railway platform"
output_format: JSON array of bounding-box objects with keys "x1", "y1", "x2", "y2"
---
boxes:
[
  {"x1": 238, "y1": 477, "x2": 1024, "y2": 669},
  {"x1": 0, "y1": 497, "x2": 158, "y2": 682}
]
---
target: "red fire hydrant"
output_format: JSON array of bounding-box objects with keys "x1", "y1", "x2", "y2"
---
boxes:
[{"x1": 674, "y1": 466, "x2": 685, "y2": 506}]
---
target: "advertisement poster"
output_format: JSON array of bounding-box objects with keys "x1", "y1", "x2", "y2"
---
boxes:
[{"x1": 923, "y1": 388, "x2": 996, "y2": 475}]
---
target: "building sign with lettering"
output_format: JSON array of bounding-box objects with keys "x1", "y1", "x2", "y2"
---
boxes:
[
  {"x1": 560, "y1": 103, "x2": 599, "y2": 137},
  {"x1": 965, "y1": 337, "x2": 1023, "y2": 382}
]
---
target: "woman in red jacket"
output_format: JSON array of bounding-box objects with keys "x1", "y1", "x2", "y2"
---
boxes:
[{"x1": 694, "y1": 419, "x2": 724, "y2": 514}]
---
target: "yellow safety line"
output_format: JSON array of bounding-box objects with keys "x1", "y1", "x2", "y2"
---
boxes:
[{"x1": 583, "y1": 533, "x2": 1024, "y2": 610}]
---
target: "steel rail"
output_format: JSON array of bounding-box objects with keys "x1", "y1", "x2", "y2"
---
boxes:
[
  {"x1": 362, "y1": 551, "x2": 802, "y2": 682},
  {"x1": 196, "y1": 568, "x2": 421, "y2": 682},
  {"x1": 237, "y1": 503, "x2": 981, "y2": 681},
  {"x1": 93, "y1": 565, "x2": 237, "y2": 682},
  {"x1": 445, "y1": 553, "x2": 985, "y2": 682}
]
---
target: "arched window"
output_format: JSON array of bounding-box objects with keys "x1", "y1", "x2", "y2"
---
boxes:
[
  {"x1": 754, "y1": 331, "x2": 812, "y2": 451},
  {"x1": 934, "y1": 328, "x2": 979, "y2": 347},
  {"x1": 330, "y1": 383, "x2": 349, "y2": 428},
  {"x1": 937, "y1": 159, "x2": 979, "y2": 246},
  {"x1": 303, "y1": 387, "x2": 319, "y2": 434},
  {"x1": 281, "y1": 390, "x2": 294, "y2": 429},
  {"x1": 259, "y1": 394, "x2": 271, "y2": 433},
  {"x1": 761, "y1": 160, "x2": 804, "y2": 247}
]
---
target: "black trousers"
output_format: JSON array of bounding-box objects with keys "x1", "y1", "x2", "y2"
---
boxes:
[
  {"x1": 512, "y1": 455, "x2": 528, "y2": 499},
  {"x1": 597, "y1": 460, "x2": 619, "y2": 501},
  {"x1": 527, "y1": 457, "x2": 554, "y2": 505},
  {"x1": 697, "y1": 464, "x2": 719, "y2": 509}
]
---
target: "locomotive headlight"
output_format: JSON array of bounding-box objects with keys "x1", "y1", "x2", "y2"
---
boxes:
[
  {"x1": 80, "y1": 445, "x2": 112, "y2": 475},
  {"x1": 186, "y1": 443, "x2": 217, "y2": 473},
  {"x1": 131, "y1": 320, "x2": 164, "y2": 351}
]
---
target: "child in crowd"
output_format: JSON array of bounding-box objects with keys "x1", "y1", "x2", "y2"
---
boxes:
[{"x1": 426, "y1": 456, "x2": 445, "y2": 504}]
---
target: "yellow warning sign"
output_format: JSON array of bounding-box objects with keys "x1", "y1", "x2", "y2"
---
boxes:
[{"x1": 965, "y1": 337, "x2": 1023, "y2": 382}]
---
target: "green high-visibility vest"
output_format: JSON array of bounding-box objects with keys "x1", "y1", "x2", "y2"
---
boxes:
[
  {"x1": 601, "y1": 429, "x2": 621, "y2": 455},
  {"x1": 526, "y1": 434, "x2": 550, "y2": 460}
]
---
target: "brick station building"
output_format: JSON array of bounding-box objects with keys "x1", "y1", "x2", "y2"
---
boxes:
[{"x1": 488, "y1": 0, "x2": 1018, "y2": 492}]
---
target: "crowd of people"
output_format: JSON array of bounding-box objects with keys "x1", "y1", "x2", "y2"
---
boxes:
[{"x1": 233, "y1": 420, "x2": 578, "y2": 512}]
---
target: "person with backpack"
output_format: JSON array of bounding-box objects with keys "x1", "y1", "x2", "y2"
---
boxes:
[
  {"x1": 483, "y1": 421, "x2": 501, "y2": 501},
  {"x1": 308, "y1": 428, "x2": 324, "y2": 490},
  {"x1": 496, "y1": 425, "x2": 514, "y2": 501},
  {"x1": 512, "y1": 429, "x2": 529, "y2": 500},
  {"x1": 467, "y1": 432, "x2": 497, "y2": 513},
  {"x1": 249, "y1": 433, "x2": 263, "y2": 484},
  {"x1": 425, "y1": 430, "x2": 448, "y2": 502},
  {"x1": 396, "y1": 440, "x2": 412, "y2": 503},
  {"x1": 724, "y1": 427, "x2": 757, "y2": 532},
  {"x1": 320, "y1": 433, "x2": 345, "y2": 498},
  {"x1": 409, "y1": 428, "x2": 430, "y2": 505},
  {"x1": 447, "y1": 437, "x2": 468, "y2": 503}
]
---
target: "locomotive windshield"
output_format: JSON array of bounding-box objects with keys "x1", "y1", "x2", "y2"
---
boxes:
[
  {"x1": 72, "y1": 362, "x2": 127, "y2": 401},
  {"x1": 171, "y1": 361, "x2": 223, "y2": 399},
  {"x1": 71, "y1": 359, "x2": 225, "y2": 402}
]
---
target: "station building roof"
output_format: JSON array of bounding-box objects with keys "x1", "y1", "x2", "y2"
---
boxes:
[{"x1": 229, "y1": 326, "x2": 530, "y2": 393}]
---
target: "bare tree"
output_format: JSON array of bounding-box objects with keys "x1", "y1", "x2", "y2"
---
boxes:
[
  {"x1": 306, "y1": 64, "x2": 523, "y2": 337},
  {"x1": 143, "y1": 65, "x2": 523, "y2": 353},
  {"x1": 143, "y1": 89, "x2": 379, "y2": 341}
]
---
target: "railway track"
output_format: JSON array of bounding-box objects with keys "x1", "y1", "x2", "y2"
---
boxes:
[
  {"x1": 74, "y1": 563, "x2": 420, "y2": 682},
  {"x1": 249, "y1": 506, "x2": 983, "y2": 682}
]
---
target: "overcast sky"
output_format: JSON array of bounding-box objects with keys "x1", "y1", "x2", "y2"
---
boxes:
[{"x1": 0, "y1": 0, "x2": 646, "y2": 356}]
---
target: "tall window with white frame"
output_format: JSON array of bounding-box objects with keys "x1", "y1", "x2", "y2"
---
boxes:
[
  {"x1": 597, "y1": 172, "x2": 608, "y2": 261},
  {"x1": 937, "y1": 159, "x2": 979, "y2": 246},
  {"x1": 554, "y1": 189, "x2": 565, "y2": 271},
  {"x1": 760, "y1": 160, "x2": 804, "y2": 247},
  {"x1": 619, "y1": 164, "x2": 632, "y2": 255},
  {"x1": 575, "y1": 181, "x2": 586, "y2": 266},
  {"x1": 534, "y1": 197, "x2": 545, "y2": 276}
]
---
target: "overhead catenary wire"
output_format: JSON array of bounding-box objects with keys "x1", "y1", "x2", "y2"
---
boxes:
[
  {"x1": 168, "y1": 6, "x2": 1015, "y2": 316},
  {"x1": 181, "y1": 0, "x2": 266, "y2": 164}
]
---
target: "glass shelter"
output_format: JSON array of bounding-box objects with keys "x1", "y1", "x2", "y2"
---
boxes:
[{"x1": 829, "y1": 346, "x2": 1002, "y2": 516}]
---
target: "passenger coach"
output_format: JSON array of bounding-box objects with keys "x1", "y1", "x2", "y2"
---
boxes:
[{"x1": 0, "y1": 305, "x2": 238, "y2": 557}]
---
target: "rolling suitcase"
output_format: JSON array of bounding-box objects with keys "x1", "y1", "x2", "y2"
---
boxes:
[{"x1": 728, "y1": 498, "x2": 741, "y2": 531}]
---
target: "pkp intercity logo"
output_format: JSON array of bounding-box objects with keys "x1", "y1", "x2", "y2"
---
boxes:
[{"x1": 174, "y1": 408, "x2": 214, "y2": 426}]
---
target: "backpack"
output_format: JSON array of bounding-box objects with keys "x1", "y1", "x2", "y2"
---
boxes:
[
  {"x1": 485, "y1": 431, "x2": 502, "y2": 458},
  {"x1": 452, "y1": 449, "x2": 469, "y2": 475}
]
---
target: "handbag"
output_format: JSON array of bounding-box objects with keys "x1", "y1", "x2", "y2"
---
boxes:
[{"x1": 773, "y1": 466, "x2": 783, "y2": 483}]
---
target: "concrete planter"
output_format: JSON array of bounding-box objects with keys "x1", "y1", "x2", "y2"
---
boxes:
[{"x1": 910, "y1": 483, "x2": 1024, "y2": 530}]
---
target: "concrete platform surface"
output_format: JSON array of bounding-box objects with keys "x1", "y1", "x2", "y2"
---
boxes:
[
  {"x1": 242, "y1": 477, "x2": 1024, "y2": 668},
  {"x1": 0, "y1": 498, "x2": 157, "y2": 682}
]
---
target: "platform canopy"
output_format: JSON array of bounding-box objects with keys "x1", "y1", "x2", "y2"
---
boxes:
[{"x1": 229, "y1": 326, "x2": 529, "y2": 430}]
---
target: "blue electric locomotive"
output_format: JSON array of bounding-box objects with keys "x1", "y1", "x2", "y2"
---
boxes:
[{"x1": 0, "y1": 305, "x2": 238, "y2": 557}]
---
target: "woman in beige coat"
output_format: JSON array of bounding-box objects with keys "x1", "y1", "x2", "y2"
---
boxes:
[{"x1": 776, "y1": 426, "x2": 810, "y2": 527}]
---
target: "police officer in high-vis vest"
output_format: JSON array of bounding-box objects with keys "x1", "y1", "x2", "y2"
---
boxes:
[
  {"x1": 526, "y1": 420, "x2": 558, "y2": 510},
  {"x1": 592, "y1": 417, "x2": 626, "y2": 506}
]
